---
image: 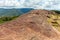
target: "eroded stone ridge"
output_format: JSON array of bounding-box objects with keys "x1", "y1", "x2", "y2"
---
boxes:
[{"x1": 0, "y1": 10, "x2": 60, "y2": 40}]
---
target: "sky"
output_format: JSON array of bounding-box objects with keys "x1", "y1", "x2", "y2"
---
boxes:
[{"x1": 0, "y1": 0, "x2": 60, "y2": 10}]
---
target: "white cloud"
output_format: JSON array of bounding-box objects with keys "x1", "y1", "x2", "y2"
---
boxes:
[
  {"x1": 0, "y1": 1, "x2": 4, "y2": 6},
  {"x1": 0, "y1": 0, "x2": 60, "y2": 10}
]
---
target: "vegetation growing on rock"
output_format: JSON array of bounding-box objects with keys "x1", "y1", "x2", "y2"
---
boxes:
[{"x1": 47, "y1": 10, "x2": 60, "y2": 31}]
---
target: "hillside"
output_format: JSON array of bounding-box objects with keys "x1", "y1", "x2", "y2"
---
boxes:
[
  {"x1": 0, "y1": 10, "x2": 60, "y2": 40},
  {"x1": 0, "y1": 8, "x2": 34, "y2": 17}
]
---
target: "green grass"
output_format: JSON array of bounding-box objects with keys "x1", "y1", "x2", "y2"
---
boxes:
[{"x1": 0, "y1": 16, "x2": 19, "y2": 24}]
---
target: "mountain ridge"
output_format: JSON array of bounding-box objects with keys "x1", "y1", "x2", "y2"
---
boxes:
[
  {"x1": 0, "y1": 8, "x2": 34, "y2": 17},
  {"x1": 0, "y1": 10, "x2": 60, "y2": 40}
]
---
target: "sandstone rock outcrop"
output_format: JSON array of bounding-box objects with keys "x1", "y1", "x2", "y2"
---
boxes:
[{"x1": 0, "y1": 10, "x2": 60, "y2": 40}]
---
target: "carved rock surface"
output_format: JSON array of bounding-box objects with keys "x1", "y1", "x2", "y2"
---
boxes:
[{"x1": 0, "y1": 10, "x2": 60, "y2": 40}]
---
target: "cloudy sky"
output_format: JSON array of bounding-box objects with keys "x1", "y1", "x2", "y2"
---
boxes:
[{"x1": 0, "y1": 0, "x2": 60, "y2": 10}]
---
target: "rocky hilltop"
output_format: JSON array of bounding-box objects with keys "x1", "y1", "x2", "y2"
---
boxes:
[{"x1": 0, "y1": 10, "x2": 60, "y2": 40}]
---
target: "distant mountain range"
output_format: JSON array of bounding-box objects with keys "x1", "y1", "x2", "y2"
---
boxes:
[{"x1": 0, "y1": 8, "x2": 34, "y2": 17}]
